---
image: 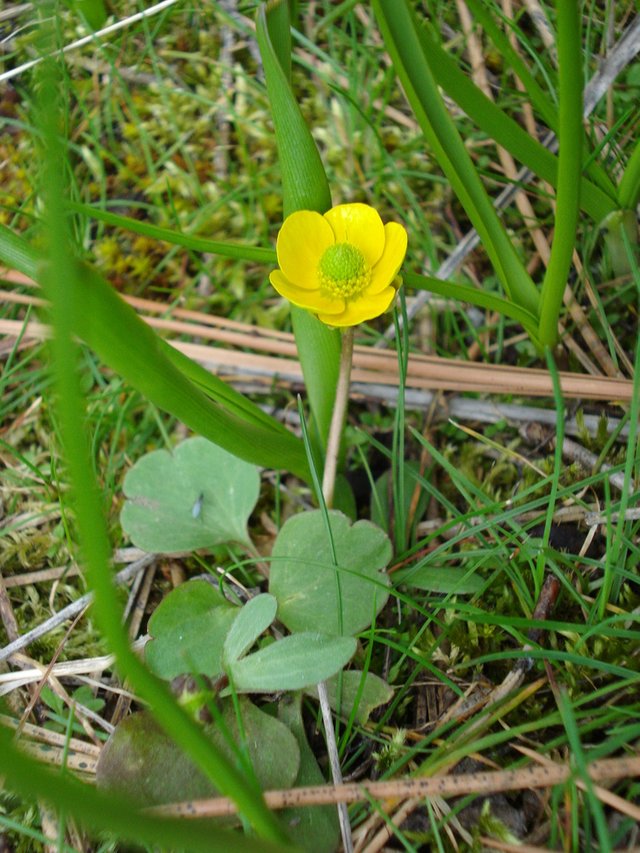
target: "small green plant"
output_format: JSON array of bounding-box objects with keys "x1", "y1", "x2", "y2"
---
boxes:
[{"x1": 0, "y1": 1, "x2": 638, "y2": 851}]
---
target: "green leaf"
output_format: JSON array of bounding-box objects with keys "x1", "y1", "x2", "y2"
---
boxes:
[
  {"x1": 67, "y1": 202, "x2": 276, "y2": 264},
  {"x1": 256, "y1": 2, "x2": 341, "y2": 456},
  {"x1": 97, "y1": 700, "x2": 300, "y2": 807},
  {"x1": 60, "y1": 0, "x2": 107, "y2": 29},
  {"x1": 618, "y1": 138, "x2": 640, "y2": 211},
  {"x1": 393, "y1": 565, "x2": 484, "y2": 595},
  {"x1": 224, "y1": 594, "x2": 278, "y2": 666},
  {"x1": 403, "y1": 271, "x2": 540, "y2": 340},
  {"x1": 373, "y1": 0, "x2": 539, "y2": 318},
  {"x1": 145, "y1": 580, "x2": 237, "y2": 680},
  {"x1": 121, "y1": 437, "x2": 260, "y2": 552},
  {"x1": 269, "y1": 510, "x2": 392, "y2": 635},
  {"x1": 256, "y1": 3, "x2": 331, "y2": 216},
  {"x1": 417, "y1": 24, "x2": 614, "y2": 223},
  {"x1": 229, "y1": 633, "x2": 357, "y2": 692},
  {"x1": 307, "y1": 670, "x2": 394, "y2": 725},
  {"x1": 278, "y1": 694, "x2": 339, "y2": 853}
]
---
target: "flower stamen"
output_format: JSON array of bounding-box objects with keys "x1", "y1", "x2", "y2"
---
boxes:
[{"x1": 318, "y1": 242, "x2": 371, "y2": 299}]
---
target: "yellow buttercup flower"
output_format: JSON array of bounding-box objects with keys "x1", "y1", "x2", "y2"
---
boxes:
[{"x1": 269, "y1": 203, "x2": 408, "y2": 327}]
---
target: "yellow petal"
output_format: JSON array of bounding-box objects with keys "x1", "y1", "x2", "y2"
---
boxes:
[
  {"x1": 276, "y1": 211, "x2": 335, "y2": 290},
  {"x1": 269, "y1": 270, "x2": 345, "y2": 314},
  {"x1": 317, "y1": 286, "x2": 396, "y2": 327},
  {"x1": 323, "y1": 203, "x2": 385, "y2": 268},
  {"x1": 367, "y1": 222, "x2": 408, "y2": 295}
]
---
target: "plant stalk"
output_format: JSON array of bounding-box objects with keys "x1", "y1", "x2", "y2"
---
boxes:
[
  {"x1": 321, "y1": 327, "x2": 355, "y2": 508},
  {"x1": 319, "y1": 325, "x2": 355, "y2": 853}
]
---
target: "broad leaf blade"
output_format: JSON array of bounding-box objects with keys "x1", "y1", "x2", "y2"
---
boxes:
[
  {"x1": 230, "y1": 633, "x2": 357, "y2": 692},
  {"x1": 256, "y1": 2, "x2": 341, "y2": 453},
  {"x1": 121, "y1": 437, "x2": 261, "y2": 552},
  {"x1": 145, "y1": 580, "x2": 236, "y2": 680},
  {"x1": 269, "y1": 510, "x2": 392, "y2": 636}
]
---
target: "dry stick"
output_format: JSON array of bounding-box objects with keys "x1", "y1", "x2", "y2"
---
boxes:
[
  {"x1": 149, "y1": 754, "x2": 640, "y2": 818},
  {"x1": 0, "y1": 552, "x2": 156, "y2": 664},
  {"x1": 319, "y1": 327, "x2": 356, "y2": 853},
  {"x1": 1, "y1": 314, "x2": 635, "y2": 401}
]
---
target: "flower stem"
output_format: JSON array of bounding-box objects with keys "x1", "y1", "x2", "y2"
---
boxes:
[
  {"x1": 321, "y1": 326, "x2": 355, "y2": 508},
  {"x1": 319, "y1": 325, "x2": 355, "y2": 852}
]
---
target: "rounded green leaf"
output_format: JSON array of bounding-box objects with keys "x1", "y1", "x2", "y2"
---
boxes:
[
  {"x1": 229, "y1": 633, "x2": 357, "y2": 692},
  {"x1": 269, "y1": 510, "x2": 392, "y2": 635},
  {"x1": 97, "y1": 699, "x2": 300, "y2": 807},
  {"x1": 121, "y1": 437, "x2": 260, "y2": 552},
  {"x1": 145, "y1": 580, "x2": 236, "y2": 680}
]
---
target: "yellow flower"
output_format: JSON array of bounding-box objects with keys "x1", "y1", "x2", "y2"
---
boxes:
[{"x1": 269, "y1": 203, "x2": 408, "y2": 327}]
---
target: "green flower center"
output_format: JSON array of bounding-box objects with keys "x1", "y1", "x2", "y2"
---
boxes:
[{"x1": 318, "y1": 242, "x2": 371, "y2": 299}]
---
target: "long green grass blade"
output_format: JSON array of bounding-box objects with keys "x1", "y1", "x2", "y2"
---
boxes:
[
  {"x1": 618, "y1": 137, "x2": 640, "y2": 210},
  {"x1": 34, "y1": 44, "x2": 291, "y2": 845},
  {"x1": 462, "y1": 0, "x2": 557, "y2": 130},
  {"x1": 403, "y1": 271, "x2": 539, "y2": 339},
  {"x1": 418, "y1": 24, "x2": 614, "y2": 223},
  {"x1": 463, "y1": 0, "x2": 616, "y2": 202},
  {"x1": 538, "y1": 1, "x2": 583, "y2": 347},
  {"x1": 373, "y1": 0, "x2": 539, "y2": 318},
  {"x1": 68, "y1": 201, "x2": 276, "y2": 264},
  {"x1": 256, "y1": 1, "x2": 341, "y2": 452}
]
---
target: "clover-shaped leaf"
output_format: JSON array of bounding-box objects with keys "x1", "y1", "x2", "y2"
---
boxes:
[
  {"x1": 269, "y1": 510, "x2": 392, "y2": 635},
  {"x1": 121, "y1": 436, "x2": 260, "y2": 552},
  {"x1": 145, "y1": 579, "x2": 236, "y2": 680}
]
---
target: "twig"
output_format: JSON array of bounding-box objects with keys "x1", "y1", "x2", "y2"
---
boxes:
[
  {"x1": 148, "y1": 754, "x2": 640, "y2": 818},
  {"x1": 0, "y1": 0, "x2": 181, "y2": 83},
  {"x1": 0, "y1": 553, "x2": 156, "y2": 664}
]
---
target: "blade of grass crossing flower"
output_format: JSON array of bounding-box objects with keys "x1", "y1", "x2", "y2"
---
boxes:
[
  {"x1": 256, "y1": 1, "x2": 341, "y2": 453},
  {"x1": 373, "y1": 0, "x2": 539, "y2": 318},
  {"x1": 416, "y1": 25, "x2": 614, "y2": 223},
  {"x1": 67, "y1": 201, "x2": 277, "y2": 264},
  {"x1": 403, "y1": 271, "x2": 539, "y2": 340},
  {"x1": 538, "y1": 2, "x2": 583, "y2": 347},
  {"x1": 35, "y1": 47, "x2": 290, "y2": 845},
  {"x1": 392, "y1": 301, "x2": 409, "y2": 554}
]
